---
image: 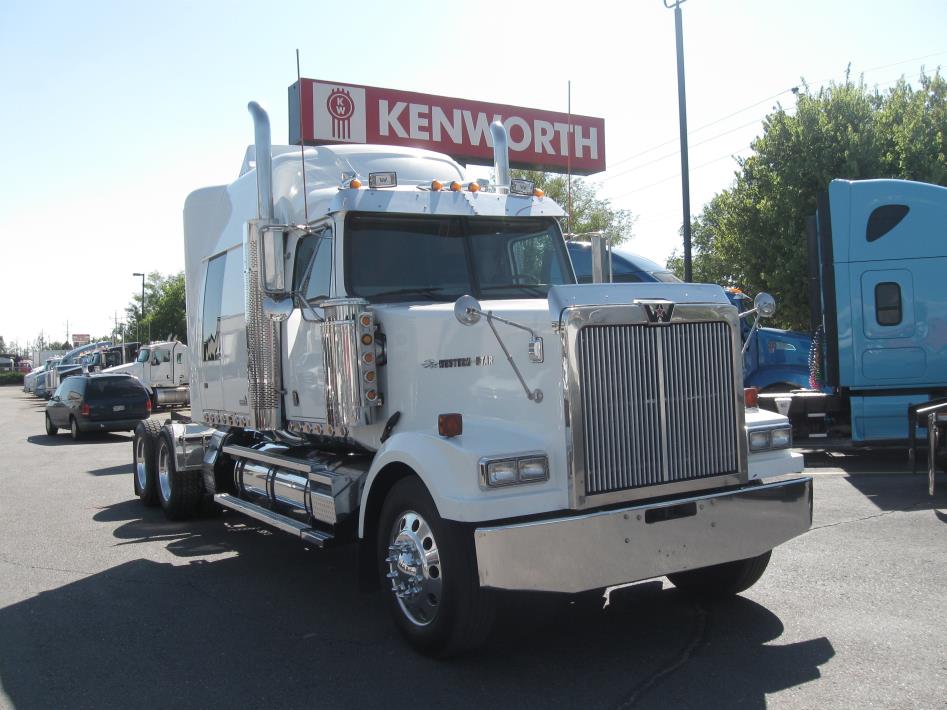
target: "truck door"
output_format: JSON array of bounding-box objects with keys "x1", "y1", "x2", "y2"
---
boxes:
[
  {"x1": 150, "y1": 346, "x2": 173, "y2": 386},
  {"x1": 283, "y1": 230, "x2": 333, "y2": 424},
  {"x1": 857, "y1": 269, "x2": 923, "y2": 383}
]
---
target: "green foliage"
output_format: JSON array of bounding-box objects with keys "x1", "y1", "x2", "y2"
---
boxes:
[
  {"x1": 125, "y1": 272, "x2": 187, "y2": 344},
  {"x1": 0, "y1": 371, "x2": 24, "y2": 386},
  {"x1": 672, "y1": 70, "x2": 947, "y2": 330},
  {"x1": 510, "y1": 169, "x2": 635, "y2": 246}
]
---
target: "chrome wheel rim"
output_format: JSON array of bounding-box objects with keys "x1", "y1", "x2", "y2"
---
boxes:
[
  {"x1": 387, "y1": 510, "x2": 442, "y2": 627},
  {"x1": 135, "y1": 436, "x2": 147, "y2": 491},
  {"x1": 157, "y1": 442, "x2": 171, "y2": 502}
]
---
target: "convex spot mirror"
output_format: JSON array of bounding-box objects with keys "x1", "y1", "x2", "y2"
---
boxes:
[
  {"x1": 755, "y1": 292, "x2": 776, "y2": 318},
  {"x1": 454, "y1": 295, "x2": 482, "y2": 326},
  {"x1": 263, "y1": 295, "x2": 293, "y2": 322}
]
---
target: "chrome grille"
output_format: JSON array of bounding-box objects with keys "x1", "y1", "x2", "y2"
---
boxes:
[{"x1": 577, "y1": 321, "x2": 739, "y2": 495}]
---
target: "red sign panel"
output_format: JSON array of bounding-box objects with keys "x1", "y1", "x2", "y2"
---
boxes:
[
  {"x1": 72, "y1": 334, "x2": 90, "y2": 346},
  {"x1": 289, "y1": 79, "x2": 606, "y2": 175}
]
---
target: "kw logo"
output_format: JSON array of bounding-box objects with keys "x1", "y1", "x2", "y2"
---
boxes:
[{"x1": 327, "y1": 88, "x2": 355, "y2": 140}]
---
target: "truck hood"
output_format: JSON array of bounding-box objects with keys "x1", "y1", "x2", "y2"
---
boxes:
[{"x1": 104, "y1": 362, "x2": 137, "y2": 375}]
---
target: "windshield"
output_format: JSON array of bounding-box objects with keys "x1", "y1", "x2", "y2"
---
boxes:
[
  {"x1": 345, "y1": 214, "x2": 574, "y2": 302},
  {"x1": 136, "y1": 348, "x2": 150, "y2": 363}
]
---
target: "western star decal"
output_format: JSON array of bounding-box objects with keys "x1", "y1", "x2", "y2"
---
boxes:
[{"x1": 422, "y1": 355, "x2": 494, "y2": 369}]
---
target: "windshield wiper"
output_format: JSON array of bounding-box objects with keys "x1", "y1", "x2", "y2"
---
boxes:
[
  {"x1": 478, "y1": 283, "x2": 547, "y2": 297},
  {"x1": 368, "y1": 286, "x2": 456, "y2": 301}
]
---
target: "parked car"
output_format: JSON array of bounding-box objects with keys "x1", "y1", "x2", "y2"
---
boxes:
[
  {"x1": 566, "y1": 241, "x2": 683, "y2": 283},
  {"x1": 17, "y1": 360, "x2": 33, "y2": 374},
  {"x1": 44, "y1": 374, "x2": 152, "y2": 440}
]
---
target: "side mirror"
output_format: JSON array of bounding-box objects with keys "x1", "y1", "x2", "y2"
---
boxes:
[
  {"x1": 263, "y1": 295, "x2": 294, "y2": 322},
  {"x1": 754, "y1": 292, "x2": 776, "y2": 318},
  {"x1": 454, "y1": 295, "x2": 482, "y2": 326},
  {"x1": 260, "y1": 227, "x2": 287, "y2": 294}
]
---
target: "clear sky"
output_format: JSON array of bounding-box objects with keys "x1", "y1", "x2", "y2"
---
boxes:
[{"x1": 1, "y1": 0, "x2": 945, "y2": 351}]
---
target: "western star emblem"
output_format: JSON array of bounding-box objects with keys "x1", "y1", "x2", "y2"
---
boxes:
[
  {"x1": 639, "y1": 300, "x2": 675, "y2": 324},
  {"x1": 327, "y1": 87, "x2": 355, "y2": 140}
]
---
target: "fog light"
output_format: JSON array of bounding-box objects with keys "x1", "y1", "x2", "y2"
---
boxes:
[
  {"x1": 749, "y1": 430, "x2": 771, "y2": 451},
  {"x1": 770, "y1": 428, "x2": 792, "y2": 449},
  {"x1": 517, "y1": 456, "x2": 548, "y2": 482},
  {"x1": 486, "y1": 460, "x2": 518, "y2": 487}
]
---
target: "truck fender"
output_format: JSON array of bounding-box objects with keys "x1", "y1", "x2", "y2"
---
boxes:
[{"x1": 358, "y1": 431, "x2": 475, "y2": 540}]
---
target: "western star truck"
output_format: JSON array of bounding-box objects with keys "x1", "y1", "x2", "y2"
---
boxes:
[
  {"x1": 105, "y1": 340, "x2": 189, "y2": 407},
  {"x1": 131, "y1": 101, "x2": 809, "y2": 656},
  {"x1": 758, "y1": 180, "x2": 947, "y2": 476}
]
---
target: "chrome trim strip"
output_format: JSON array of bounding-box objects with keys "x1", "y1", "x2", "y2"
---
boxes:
[
  {"x1": 223, "y1": 444, "x2": 312, "y2": 474},
  {"x1": 475, "y1": 477, "x2": 812, "y2": 593}
]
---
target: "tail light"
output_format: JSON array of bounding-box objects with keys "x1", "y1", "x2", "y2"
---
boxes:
[
  {"x1": 146, "y1": 398, "x2": 152, "y2": 412},
  {"x1": 80, "y1": 403, "x2": 91, "y2": 416}
]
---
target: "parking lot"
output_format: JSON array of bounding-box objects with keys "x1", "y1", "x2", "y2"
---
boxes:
[{"x1": 0, "y1": 385, "x2": 944, "y2": 709}]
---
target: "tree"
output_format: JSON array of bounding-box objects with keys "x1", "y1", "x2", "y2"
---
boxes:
[
  {"x1": 669, "y1": 70, "x2": 947, "y2": 330},
  {"x1": 125, "y1": 272, "x2": 187, "y2": 344},
  {"x1": 510, "y1": 169, "x2": 635, "y2": 246}
]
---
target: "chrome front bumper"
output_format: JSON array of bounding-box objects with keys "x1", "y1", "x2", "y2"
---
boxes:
[{"x1": 474, "y1": 477, "x2": 812, "y2": 593}]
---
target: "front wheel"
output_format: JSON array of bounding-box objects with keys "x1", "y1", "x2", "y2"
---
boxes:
[
  {"x1": 45, "y1": 413, "x2": 57, "y2": 436},
  {"x1": 377, "y1": 477, "x2": 495, "y2": 657},
  {"x1": 667, "y1": 550, "x2": 772, "y2": 599},
  {"x1": 156, "y1": 433, "x2": 203, "y2": 520},
  {"x1": 70, "y1": 417, "x2": 80, "y2": 441}
]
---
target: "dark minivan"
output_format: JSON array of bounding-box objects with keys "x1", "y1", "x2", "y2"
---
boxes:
[{"x1": 45, "y1": 374, "x2": 151, "y2": 440}]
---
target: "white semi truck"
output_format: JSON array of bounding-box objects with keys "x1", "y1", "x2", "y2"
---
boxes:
[
  {"x1": 106, "y1": 340, "x2": 189, "y2": 407},
  {"x1": 132, "y1": 101, "x2": 810, "y2": 656}
]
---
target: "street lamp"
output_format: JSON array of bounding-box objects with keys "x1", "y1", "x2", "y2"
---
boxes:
[
  {"x1": 133, "y1": 273, "x2": 145, "y2": 343},
  {"x1": 664, "y1": 0, "x2": 692, "y2": 282}
]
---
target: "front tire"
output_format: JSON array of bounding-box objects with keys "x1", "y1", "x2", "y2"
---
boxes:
[
  {"x1": 667, "y1": 550, "x2": 772, "y2": 599},
  {"x1": 156, "y1": 433, "x2": 203, "y2": 520},
  {"x1": 377, "y1": 476, "x2": 495, "y2": 657},
  {"x1": 45, "y1": 413, "x2": 58, "y2": 436},
  {"x1": 70, "y1": 417, "x2": 80, "y2": 441},
  {"x1": 133, "y1": 419, "x2": 162, "y2": 506}
]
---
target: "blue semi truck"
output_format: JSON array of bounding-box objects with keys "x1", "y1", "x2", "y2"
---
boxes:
[{"x1": 758, "y1": 178, "x2": 947, "y2": 457}]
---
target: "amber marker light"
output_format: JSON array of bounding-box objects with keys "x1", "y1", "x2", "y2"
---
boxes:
[
  {"x1": 450, "y1": 181, "x2": 462, "y2": 192},
  {"x1": 350, "y1": 178, "x2": 362, "y2": 189},
  {"x1": 467, "y1": 182, "x2": 480, "y2": 193},
  {"x1": 438, "y1": 413, "x2": 463, "y2": 438},
  {"x1": 431, "y1": 179, "x2": 443, "y2": 191},
  {"x1": 362, "y1": 352, "x2": 374, "y2": 364},
  {"x1": 534, "y1": 187, "x2": 545, "y2": 198},
  {"x1": 361, "y1": 334, "x2": 373, "y2": 346},
  {"x1": 359, "y1": 314, "x2": 372, "y2": 327},
  {"x1": 744, "y1": 387, "x2": 759, "y2": 408}
]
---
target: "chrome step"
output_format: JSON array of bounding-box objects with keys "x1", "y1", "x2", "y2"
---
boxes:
[{"x1": 214, "y1": 493, "x2": 334, "y2": 548}]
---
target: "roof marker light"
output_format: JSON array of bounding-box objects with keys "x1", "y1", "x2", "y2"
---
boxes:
[
  {"x1": 349, "y1": 178, "x2": 362, "y2": 189},
  {"x1": 467, "y1": 182, "x2": 480, "y2": 193},
  {"x1": 431, "y1": 179, "x2": 443, "y2": 191},
  {"x1": 450, "y1": 181, "x2": 462, "y2": 192},
  {"x1": 534, "y1": 187, "x2": 545, "y2": 198}
]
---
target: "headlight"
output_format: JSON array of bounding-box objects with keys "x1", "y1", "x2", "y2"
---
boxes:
[
  {"x1": 770, "y1": 427, "x2": 792, "y2": 449},
  {"x1": 481, "y1": 453, "x2": 549, "y2": 488},
  {"x1": 748, "y1": 427, "x2": 793, "y2": 451},
  {"x1": 749, "y1": 430, "x2": 771, "y2": 451}
]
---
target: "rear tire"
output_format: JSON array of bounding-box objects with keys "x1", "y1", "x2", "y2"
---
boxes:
[
  {"x1": 377, "y1": 476, "x2": 495, "y2": 657},
  {"x1": 668, "y1": 550, "x2": 772, "y2": 599},
  {"x1": 156, "y1": 432, "x2": 203, "y2": 520},
  {"x1": 70, "y1": 417, "x2": 80, "y2": 441},
  {"x1": 133, "y1": 419, "x2": 162, "y2": 506},
  {"x1": 45, "y1": 413, "x2": 57, "y2": 436}
]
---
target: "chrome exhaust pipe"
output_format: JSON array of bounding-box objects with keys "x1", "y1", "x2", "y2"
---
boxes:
[
  {"x1": 490, "y1": 121, "x2": 510, "y2": 194},
  {"x1": 247, "y1": 101, "x2": 274, "y2": 221}
]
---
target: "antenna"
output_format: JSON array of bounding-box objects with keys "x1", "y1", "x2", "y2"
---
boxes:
[
  {"x1": 567, "y1": 80, "x2": 573, "y2": 237},
  {"x1": 296, "y1": 49, "x2": 310, "y2": 225}
]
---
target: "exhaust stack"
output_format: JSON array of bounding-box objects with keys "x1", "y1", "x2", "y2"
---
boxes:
[
  {"x1": 490, "y1": 121, "x2": 510, "y2": 194},
  {"x1": 244, "y1": 101, "x2": 282, "y2": 431},
  {"x1": 248, "y1": 101, "x2": 274, "y2": 221}
]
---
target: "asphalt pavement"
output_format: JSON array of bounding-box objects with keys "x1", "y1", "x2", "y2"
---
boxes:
[{"x1": 0, "y1": 386, "x2": 944, "y2": 709}]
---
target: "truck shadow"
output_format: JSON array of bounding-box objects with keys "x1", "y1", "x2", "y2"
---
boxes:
[
  {"x1": 26, "y1": 432, "x2": 132, "y2": 447},
  {"x1": 0, "y1": 500, "x2": 834, "y2": 710},
  {"x1": 842, "y1": 472, "x2": 946, "y2": 513},
  {"x1": 87, "y1": 463, "x2": 132, "y2": 476}
]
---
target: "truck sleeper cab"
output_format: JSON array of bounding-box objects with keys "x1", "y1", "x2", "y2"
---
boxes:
[{"x1": 132, "y1": 103, "x2": 809, "y2": 657}]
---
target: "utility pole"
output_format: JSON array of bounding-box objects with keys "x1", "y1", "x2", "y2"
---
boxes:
[
  {"x1": 664, "y1": 0, "x2": 692, "y2": 282},
  {"x1": 133, "y1": 273, "x2": 146, "y2": 343}
]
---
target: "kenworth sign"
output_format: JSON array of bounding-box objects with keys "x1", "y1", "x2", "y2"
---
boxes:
[{"x1": 289, "y1": 78, "x2": 606, "y2": 175}]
